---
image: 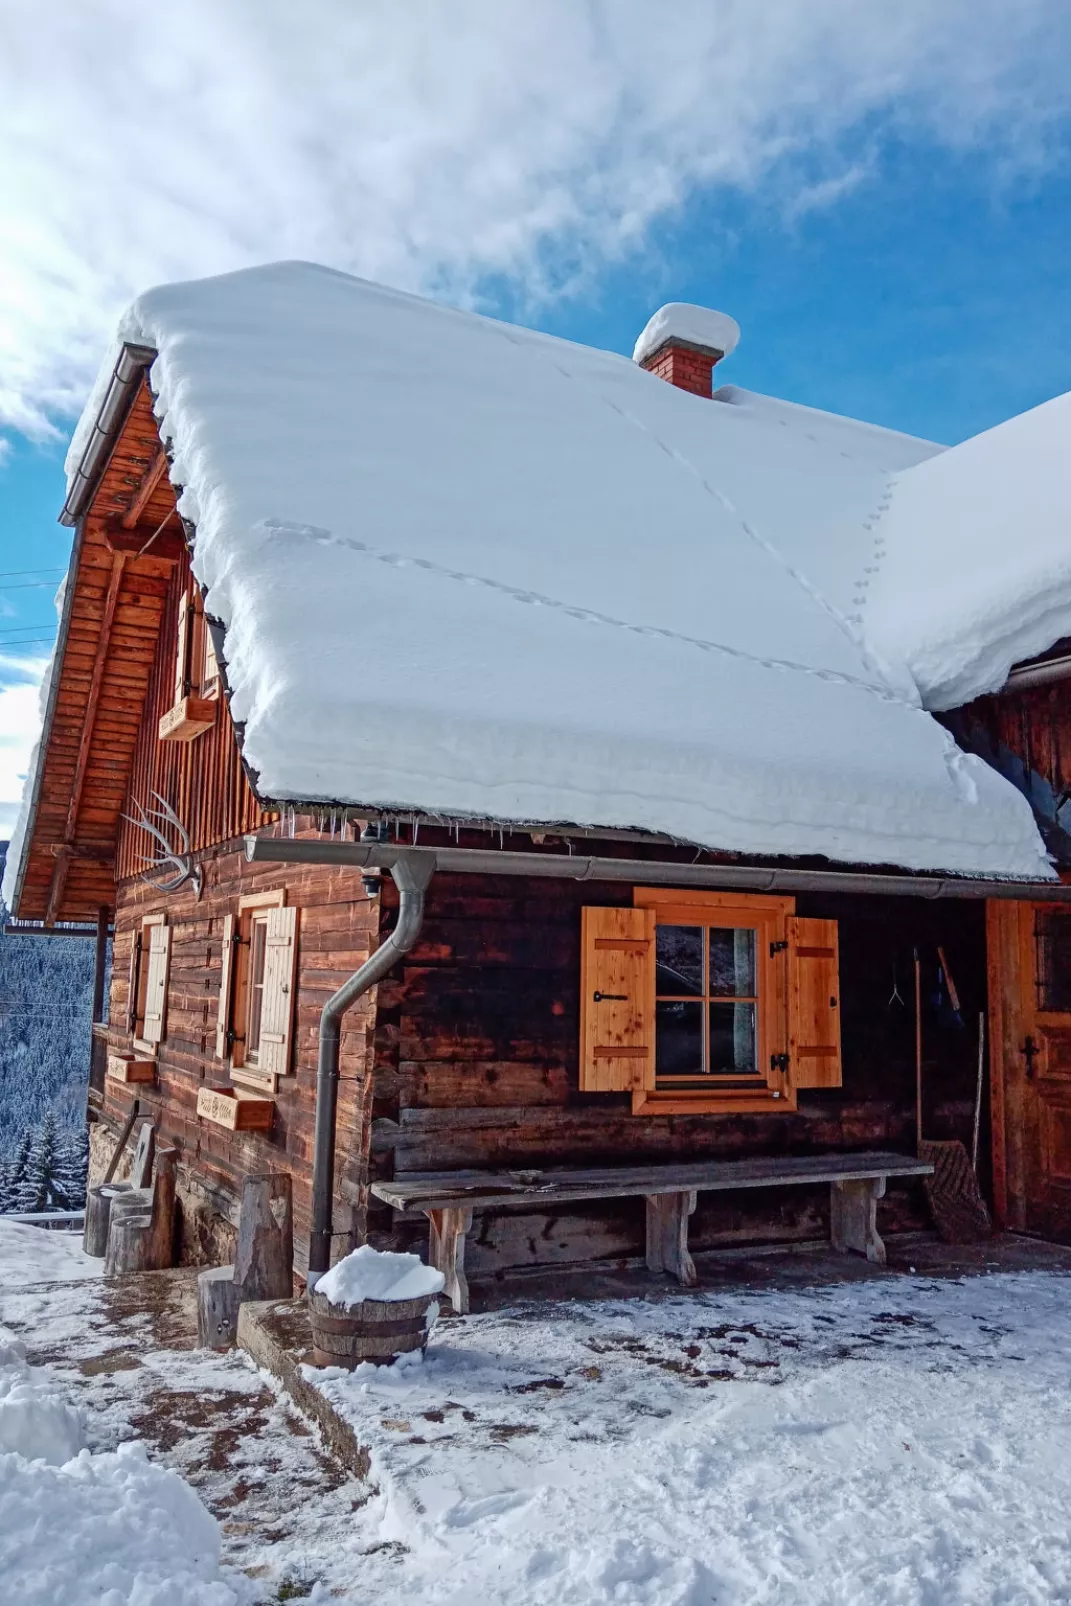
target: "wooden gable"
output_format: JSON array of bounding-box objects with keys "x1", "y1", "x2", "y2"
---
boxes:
[{"x1": 12, "y1": 377, "x2": 270, "y2": 924}]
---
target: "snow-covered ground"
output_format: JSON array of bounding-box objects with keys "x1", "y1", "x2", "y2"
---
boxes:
[
  {"x1": 5, "y1": 1218, "x2": 1071, "y2": 1603},
  {"x1": 0, "y1": 1217, "x2": 102, "y2": 1283},
  {"x1": 312, "y1": 1270, "x2": 1071, "y2": 1605}
]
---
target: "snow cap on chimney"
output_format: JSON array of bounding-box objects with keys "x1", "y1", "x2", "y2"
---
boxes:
[{"x1": 633, "y1": 303, "x2": 741, "y2": 398}]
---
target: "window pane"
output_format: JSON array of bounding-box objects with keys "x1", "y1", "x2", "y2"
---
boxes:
[
  {"x1": 656, "y1": 999, "x2": 703, "y2": 1076},
  {"x1": 708, "y1": 928, "x2": 755, "y2": 997},
  {"x1": 709, "y1": 1002, "x2": 757, "y2": 1075},
  {"x1": 656, "y1": 925, "x2": 703, "y2": 996},
  {"x1": 1037, "y1": 911, "x2": 1071, "y2": 1012},
  {"x1": 246, "y1": 920, "x2": 268, "y2": 1056}
]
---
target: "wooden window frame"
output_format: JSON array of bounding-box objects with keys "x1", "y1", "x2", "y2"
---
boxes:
[
  {"x1": 632, "y1": 889, "x2": 795, "y2": 1116},
  {"x1": 131, "y1": 912, "x2": 168, "y2": 1057},
  {"x1": 158, "y1": 581, "x2": 219, "y2": 743},
  {"x1": 225, "y1": 889, "x2": 297, "y2": 1094}
]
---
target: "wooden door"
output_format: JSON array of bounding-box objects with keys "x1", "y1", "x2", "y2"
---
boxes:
[{"x1": 988, "y1": 899, "x2": 1071, "y2": 1237}]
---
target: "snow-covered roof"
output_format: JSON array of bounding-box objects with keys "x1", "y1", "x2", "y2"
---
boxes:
[
  {"x1": 864, "y1": 390, "x2": 1071, "y2": 710},
  {"x1": 54, "y1": 262, "x2": 1062, "y2": 881}
]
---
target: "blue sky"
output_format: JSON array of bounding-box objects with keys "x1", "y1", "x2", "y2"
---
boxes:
[{"x1": 1, "y1": 3, "x2": 1069, "y2": 833}]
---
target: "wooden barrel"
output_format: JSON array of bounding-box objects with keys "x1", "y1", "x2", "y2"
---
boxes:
[{"x1": 308, "y1": 1288, "x2": 439, "y2": 1368}]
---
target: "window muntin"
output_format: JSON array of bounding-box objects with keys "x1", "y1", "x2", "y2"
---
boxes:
[
  {"x1": 654, "y1": 922, "x2": 762, "y2": 1088},
  {"x1": 244, "y1": 914, "x2": 269, "y2": 1062}
]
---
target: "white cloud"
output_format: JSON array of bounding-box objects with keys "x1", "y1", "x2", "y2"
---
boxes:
[
  {"x1": 1, "y1": 0, "x2": 1069, "y2": 436},
  {"x1": 0, "y1": 438, "x2": 11, "y2": 470},
  {"x1": 0, "y1": 654, "x2": 49, "y2": 838}
]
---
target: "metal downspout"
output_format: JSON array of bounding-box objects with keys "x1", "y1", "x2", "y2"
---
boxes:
[{"x1": 308, "y1": 852, "x2": 435, "y2": 1285}]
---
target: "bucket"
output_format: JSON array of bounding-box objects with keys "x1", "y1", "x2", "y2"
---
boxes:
[{"x1": 307, "y1": 1287, "x2": 439, "y2": 1368}]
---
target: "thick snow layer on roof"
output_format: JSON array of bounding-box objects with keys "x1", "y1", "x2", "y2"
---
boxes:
[
  {"x1": 865, "y1": 390, "x2": 1071, "y2": 710},
  {"x1": 66, "y1": 262, "x2": 1053, "y2": 879},
  {"x1": 633, "y1": 302, "x2": 741, "y2": 364}
]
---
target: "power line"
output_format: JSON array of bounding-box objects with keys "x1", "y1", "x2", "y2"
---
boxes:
[
  {"x1": 0, "y1": 567, "x2": 65, "y2": 580},
  {"x1": 0, "y1": 582, "x2": 62, "y2": 593}
]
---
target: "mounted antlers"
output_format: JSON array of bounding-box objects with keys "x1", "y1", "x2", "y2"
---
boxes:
[{"x1": 122, "y1": 792, "x2": 203, "y2": 898}]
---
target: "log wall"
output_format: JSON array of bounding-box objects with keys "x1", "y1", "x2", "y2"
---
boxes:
[
  {"x1": 100, "y1": 845, "x2": 381, "y2": 1271},
  {"x1": 369, "y1": 875, "x2": 990, "y2": 1276}
]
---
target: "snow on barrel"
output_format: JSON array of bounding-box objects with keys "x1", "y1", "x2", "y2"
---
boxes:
[{"x1": 308, "y1": 1246, "x2": 445, "y2": 1369}]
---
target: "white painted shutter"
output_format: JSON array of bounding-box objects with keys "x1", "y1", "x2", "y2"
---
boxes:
[
  {"x1": 174, "y1": 591, "x2": 190, "y2": 703},
  {"x1": 216, "y1": 913, "x2": 235, "y2": 1059},
  {"x1": 141, "y1": 923, "x2": 171, "y2": 1046},
  {"x1": 258, "y1": 905, "x2": 298, "y2": 1078}
]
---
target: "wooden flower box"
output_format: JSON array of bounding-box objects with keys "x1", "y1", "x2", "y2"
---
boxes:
[
  {"x1": 197, "y1": 1085, "x2": 274, "y2": 1132},
  {"x1": 158, "y1": 695, "x2": 217, "y2": 743},
  {"x1": 106, "y1": 1053, "x2": 156, "y2": 1084}
]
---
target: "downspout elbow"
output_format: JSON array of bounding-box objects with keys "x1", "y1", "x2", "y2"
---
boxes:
[{"x1": 309, "y1": 852, "x2": 434, "y2": 1284}]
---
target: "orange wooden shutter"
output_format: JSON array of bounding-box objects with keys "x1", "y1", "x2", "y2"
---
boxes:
[
  {"x1": 580, "y1": 906, "x2": 655, "y2": 1092},
  {"x1": 141, "y1": 923, "x2": 172, "y2": 1046},
  {"x1": 216, "y1": 913, "x2": 235, "y2": 1059},
  {"x1": 126, "y1": 928, "x2": 143, "y2": 1036},
  {"x1": 257, "y1": 905, "x2": 299, "y2": 1078},
  {"x1": 788, "y1": 916, "x2": 842, "y2": 1088}
]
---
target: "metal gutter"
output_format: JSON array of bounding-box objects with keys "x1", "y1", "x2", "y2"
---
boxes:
[
  {"x1": 61, "y1": 343, "x2": 158, "y2": 526},
  {"x1": 308, "y1": 852, "x2": 435, "y2": 1284},
  {"x1": 246, "y1": 834, "x2": 1071, "y2": 903},
  {"x1": 1004, "y1": 654, "x2": 1071, "y2": 694}
]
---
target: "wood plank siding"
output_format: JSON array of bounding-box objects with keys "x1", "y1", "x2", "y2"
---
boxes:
[
  {"x1": 100, "y1": 849, "x2": 380, "y2": 1271},
  {"x1": 114, "y1": 543, "x2": 269, "y2": 880}
]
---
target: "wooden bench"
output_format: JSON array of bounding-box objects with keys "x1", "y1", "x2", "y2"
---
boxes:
[{"x1": 371, "y1": 1151, "x2": 934, "y2": 1314}]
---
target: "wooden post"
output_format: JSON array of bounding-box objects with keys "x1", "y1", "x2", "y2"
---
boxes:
[
  {"x1": 234, "y1": 1173, "x2": 294, "y2": 1301},
  {"x1": 197, "y1": 1267, "x2": 241, "y2": 1349},
  {"x1": 426, "y1": 1206, "x2": 473, "y2": 1315},
  {"x1": 830, "y1": 1177, "x2": 887, "y2": 1264},
  {"x1": 102, "y1": 1148, "x2": 176, "y2": 1275},
  {"x1": 146, "y1": 1148, "x2": 177, "y2": 1269},
  {"x1": 92, "y1": 907, "x2": 110, "y2": 1023},
  {"x1": 645, "y1": 1190, "x2": 698, "y2": 1285},
  {"x1": 129, "y1": 1122, "x2": 155, "y2": 1189}
]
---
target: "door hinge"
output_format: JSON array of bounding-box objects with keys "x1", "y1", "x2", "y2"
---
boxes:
[
  {"x1": 770, "y1": 1052, "x2": 790, "y2": 1074},
  {"x1": 770, "y1": 941, "x2": 788, "y2": 955}
]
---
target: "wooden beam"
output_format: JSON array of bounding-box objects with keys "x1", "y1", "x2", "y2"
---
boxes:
[
  {"x1": 103, "y1": 518, "x2": 184, "y2": 563},
  {"x1": 120, "y1": 449, "x2": 168, "y2": 528},
  {"x1": 45, "y1": 554, "x2": 126, "y2": 925}
]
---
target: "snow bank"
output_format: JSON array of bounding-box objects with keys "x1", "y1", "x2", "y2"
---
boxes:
[
  {"x1": 56, "y1": 263, "x2": 1055, "y2": 880},
  {"x1": 0, "y1": 1218, "x2": 102, "y2": 1284},
  {"x1": 865, "y1": 389, "x2": 1071, "y2": 709},
  {"x1": 317, "y1": 1244, "x2": 444, "y2": 1306},
  {"x1": 633, "y1": 301, "x2": 741, "y2": 363},
  {"x1": 0, "y1": 1327, "x2": 243, "y2": 1605}
]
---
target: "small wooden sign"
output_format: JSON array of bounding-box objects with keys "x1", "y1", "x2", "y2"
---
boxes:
[
  {"x1": 106, "y1": 1053, "x2": 156, "y2": 1084},
  {"x1": 197, "y1": 1085, "x2": 274, "y2": 1132},
  {"x1": 158, "y1": 695, "x2": 217, "y2": 744}
]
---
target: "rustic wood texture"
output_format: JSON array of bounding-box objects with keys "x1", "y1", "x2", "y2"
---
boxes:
[
  {"x1": 115, "y1": 544, "x2": 270, "y2": 881},
  {"x1": 645, "y1": 1190, "x2": 697, "y2": 1284},
  {"x1": 197, "y1": 1265, "x2": 241, "y2": 1349},
  {"x1": 426, "y1": 1206, "x2": 474, "y2": 1314},
  {"x1": 369, "y1": 879, "x2": 989, "y2": 1275},
  {"x1": 829, "y1": 1176, "x2": 887, "y2": 1263},
  {"x1": 234, "y1": 1174, "x2": 294, "y2": 1300},
  {"x1": 99, "y1": 848, "x2": 380, "y2": 1273},
  {"x1": 14, "y1": 377, "x2": 271, "y2": 924}
]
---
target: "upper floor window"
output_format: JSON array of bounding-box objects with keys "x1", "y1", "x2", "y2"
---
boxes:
[{"x1": 158, "y1": 581, "x2": 219, "y2": 743}]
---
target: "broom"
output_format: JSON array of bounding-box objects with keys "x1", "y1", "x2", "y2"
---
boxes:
[{"x1": 916, "y1": 948, "x2": 992, "y2": 1243}]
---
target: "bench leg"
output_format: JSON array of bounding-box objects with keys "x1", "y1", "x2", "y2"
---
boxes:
[
  {"x1": 830, "y1": 1178, "x2": 887, "y2": 1265},
  {"x1": 426, "y1": 1207, "x2": 473, "y2": 1315},
  {"x1": 645, "y1": 1191, "x2": 698, "y2": 1286}
]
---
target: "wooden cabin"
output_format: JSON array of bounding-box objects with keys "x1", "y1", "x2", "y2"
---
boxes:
[{"x1": 6, "y1": 265, "x2": 1071, "y2": 1301}]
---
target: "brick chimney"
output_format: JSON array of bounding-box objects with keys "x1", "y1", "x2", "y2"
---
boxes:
[{"x1": 633, "y1": 303, "x2": 740, "y2": 398}]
